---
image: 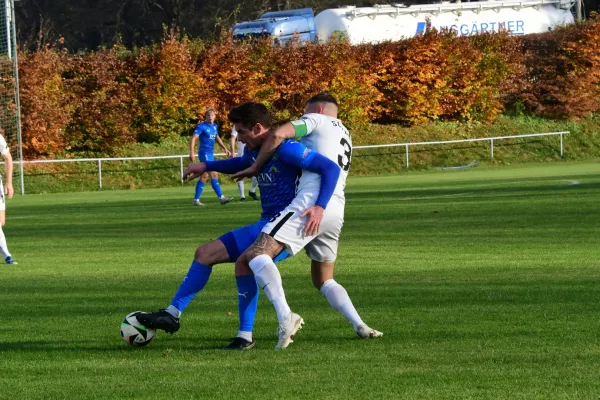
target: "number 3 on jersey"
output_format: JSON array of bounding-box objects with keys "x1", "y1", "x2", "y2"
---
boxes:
[{"x1": 338, "y1": 138, "x2": 352, "y2": 171}]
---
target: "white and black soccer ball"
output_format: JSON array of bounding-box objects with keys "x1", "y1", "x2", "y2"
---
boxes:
[{"x1": 120, "y1": 312, "x2": 156, "y2": 347}]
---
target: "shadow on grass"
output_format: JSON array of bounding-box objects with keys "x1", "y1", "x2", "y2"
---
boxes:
[{"x1": 0, "y1": 336, "x2": 233, "y2": 353}]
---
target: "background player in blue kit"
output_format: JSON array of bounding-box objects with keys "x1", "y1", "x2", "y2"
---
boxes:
[
  {"x1": 230, "y1": 126, "x2": 259, "y2": 201},
  {"x1": 189, "y1": 107, "x2": 233, "y2": 206},
  {"x1": 137, "y1": 102, "x2": 341, "y2": 350}
]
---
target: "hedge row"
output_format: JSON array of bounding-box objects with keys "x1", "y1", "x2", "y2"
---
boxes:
[{"x1": 17, "y1": 17, "x2": 600, "y2": 158}]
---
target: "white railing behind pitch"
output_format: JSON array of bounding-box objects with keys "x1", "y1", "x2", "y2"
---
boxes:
[
  {"x1": 14, "y1": 131, "x2": 569, "y2": 194},
  {"x1": 354, "y1": 131, "x2": 569, "y2": 168}
]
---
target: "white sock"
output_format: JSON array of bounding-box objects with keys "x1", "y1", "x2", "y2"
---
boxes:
[
  {"x1": 165, "y1": 305, "x2": 181, "y2": 319},
  {"x1": 250, "y1": 177, "x2": 258, "y2": 193},
  {"x1": 237, "y1": 180, "x2": 245, "y2": 198},
  {"x1": 249, "y1": 254, "x2": 291, "y2": 324},
  {"x1": 237, "y1": 330, "x2": 252, "y2": 342},
  {"x1": 0, "y1": 225, "x2": 11, "y2": 259},
  {"x1": 320, "y1": 279, "x2": 365, "y2": 330}
]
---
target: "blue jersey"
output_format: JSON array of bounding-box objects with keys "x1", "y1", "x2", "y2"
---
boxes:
[
  {"x1": 194, "y1": 122, "x2": 219, "y2": 157},
  {"x1": 242, "y1": 139, "x2": 300, "y2": 221},
  {"x1": 206, "y1": 139, "x2": 334, "y2": 220}
]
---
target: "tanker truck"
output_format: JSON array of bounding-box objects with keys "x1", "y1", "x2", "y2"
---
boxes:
[{"x1": 232, "y1": 0, "x2": 576, "y2": 45}]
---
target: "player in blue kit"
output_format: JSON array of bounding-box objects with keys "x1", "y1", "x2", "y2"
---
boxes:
[
  {"x1": 137, "y1": 102, "x2": 341, "y2": 350},
  {"x1": 189, "y1": 108, "x2": 233, "y2": 206}
]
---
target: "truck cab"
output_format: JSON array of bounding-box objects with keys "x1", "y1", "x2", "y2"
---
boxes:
[{"x1": 232, "y1": 8, "x2": 317, "y2": 44}]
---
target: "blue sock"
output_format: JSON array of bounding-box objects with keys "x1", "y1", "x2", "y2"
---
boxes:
[
  {"x1": 170, "y1": 261, "x2": 213, "y2": 312},
  {"x1": 211, "y1": 178, "x2": 224, "y2": 198},
  {"x1": 194, "y1": 181, "x2": 205, "y2": 201},
  {"x1": 236, "y1": 275, "x2": 259, "y2": 332}
]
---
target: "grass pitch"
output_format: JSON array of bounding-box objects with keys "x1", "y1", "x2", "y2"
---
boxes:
[{"x1": 1, "y1": 162, "x2": 599, "y2": 399}]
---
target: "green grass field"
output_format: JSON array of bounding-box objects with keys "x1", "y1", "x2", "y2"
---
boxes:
[{"x1": 1, "y1": 162, "x2": 599, "y2": 399}]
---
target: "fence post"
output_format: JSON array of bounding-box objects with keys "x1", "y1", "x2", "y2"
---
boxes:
[
  {"x1": 405, "y1": 144, "x2": 409, "y2": 168},
  {"x1": 19, "y1": 161, "x2": 24, "y2": 195},
  {"x1": 490, "y1": 139, "x2": 494, "y2": 158},
  {"x1": 98, "y1": 159, "x2": 102, "y2": 190},
  {"x1": 560, "y1": 133, "x2": 564, "y2": 157},
  {"x1": 180, "y1": 156, "x2": 184, "y2": 184}
]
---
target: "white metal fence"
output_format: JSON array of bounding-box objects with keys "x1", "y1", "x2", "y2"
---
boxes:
[
  {"x1": 354, "y1": 131, "x2": 570, "y2": 168},
  {"x1": 13, "y1": 131, "x2": 569, "y2": 194}
]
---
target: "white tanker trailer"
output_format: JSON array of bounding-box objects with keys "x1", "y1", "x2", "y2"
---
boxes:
[{"x1": 232, "y1": 0, "x2": 576, "y2": 44}]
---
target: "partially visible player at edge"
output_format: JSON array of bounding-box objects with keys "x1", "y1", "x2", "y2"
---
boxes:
[
  {"x1": 233, "y1": 93, "x2": 382, "y2": 349},
  {"x1": 0, "y1": 133, "x2": 15, "y2": 264},
  {"x1": 189, "y1": 107, "x2": 233, "y2": 206},
  {"x1": 230, "y1": 126, "x2": 259, "y2": 201},
  {"x1": 137, "y1": 102, "x2": 341, "y2": 350}
]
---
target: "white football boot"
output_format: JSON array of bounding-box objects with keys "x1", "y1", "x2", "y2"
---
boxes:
[
  {"x1": 275, "y1": 312, "x2": 304, "y2": 349},
  {"x1": 356, "y1": 325, "x2": 383, "y2": 339}
]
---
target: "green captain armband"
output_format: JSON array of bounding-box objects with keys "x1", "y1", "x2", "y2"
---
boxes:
[{"x1": 291, "y1": 120, "x2": 308, "y2": 139}]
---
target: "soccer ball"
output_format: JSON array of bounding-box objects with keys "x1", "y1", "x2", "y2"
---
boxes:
[{"x1": 120, "y1": 312, "x2": 156, "y2": 347}]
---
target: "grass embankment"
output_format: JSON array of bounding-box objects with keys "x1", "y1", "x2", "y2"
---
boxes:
[{"x1": 19, "y1": 116, "x2": 600, "y2": 194}]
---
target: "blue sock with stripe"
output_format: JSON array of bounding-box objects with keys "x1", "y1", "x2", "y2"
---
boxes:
[
  {"x1": 194, "y1": 181, "x2": 205, "y2": 201},
  {"x1": 236, "y1": 274, "x2": 259, "y2": 333},
  {"x1": 211, "y1": 178, "x2": 224, "y2": 198},
  {"x1": 170, "y1": 261, "x2": 212, "y2": 312}
]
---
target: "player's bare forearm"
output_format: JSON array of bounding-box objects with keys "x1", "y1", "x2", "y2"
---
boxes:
[
  {"x1": 253, "y1": 124, "x2": 295, "y2": 170},
  {"x1": 216, "y1": 136, "x2": 231, "y2": 156},
  {"x1": 4, "y1": 152, "x2": 12, "y2": 185},
  {"x1": 216, "y1": 136, "x2": 226, "y2": 150},
  {"x1": 246, "y1": 232, "x2": 285, "y2": 259},
  {"x1": 189, "y1": 136, "x2": 197, "y2": 160},
  {"x1": 231, "y1": 125, "x2": 296, "y2": 180}
]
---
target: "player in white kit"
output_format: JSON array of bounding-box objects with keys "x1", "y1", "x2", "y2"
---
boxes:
[
  {"x1": 233, "y1": 93, "x2": 382, "y2": 349},
  {"x1": 0, "y1": 133, "x2": 16, "y2": 264},
  {"x1": 230, "y1": 127, "x2": 259, "y2": 201}
]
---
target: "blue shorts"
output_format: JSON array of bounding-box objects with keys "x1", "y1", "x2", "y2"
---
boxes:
[
  {"x1": 219, "y1": 220, "x2": 290, "y2": 263},
  {"x1": 199, "y1": 153, "x2": 214, "y2": 162}
]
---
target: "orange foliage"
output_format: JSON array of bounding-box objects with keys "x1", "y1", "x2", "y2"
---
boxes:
[
  {"x1": 19, "y1": 48, "x2": 72, "y2": 157},
  {"x1": 514, "y1": 16, "x2": 600, "y2": 118},
  {"x1": 63, "y1": 44, "x2": 138, "y2": 154},
  {"x1": 16, "y1": 17, "x2": 600, "y2": 158},
  {"x1": 372, "y1": 26, "x2": 523, "y2": 125},
  {"x1": 133, "y1": 33, "x2": 210, "y2": 144}
]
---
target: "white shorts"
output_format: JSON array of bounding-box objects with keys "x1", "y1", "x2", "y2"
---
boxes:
[{"x1": 262, "y1": 191, "x2": 345, "y2": 262}]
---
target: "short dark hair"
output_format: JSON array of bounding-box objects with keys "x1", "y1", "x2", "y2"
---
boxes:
[
  {"x1": 306, "y1": 92, "x2": 338, "y2": 107},
  {"x1": 228, "y1": 102, "x2": 272, "y2": 129}
]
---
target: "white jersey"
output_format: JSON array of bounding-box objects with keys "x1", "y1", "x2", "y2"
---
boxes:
[
  {"x1": 230, "y1": 127, "x2": 245, "y2": 156},
  {"x1": 0, "y1": 134, "x2": 9, "y2": 157},
  {"x1": 291, "y1": 113, "x2": 351, "y2": 199}
]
